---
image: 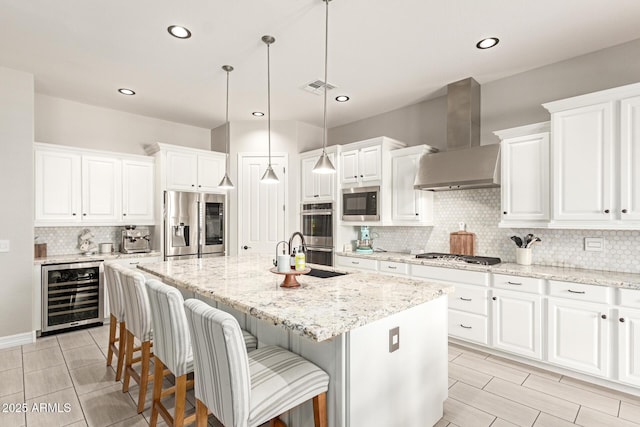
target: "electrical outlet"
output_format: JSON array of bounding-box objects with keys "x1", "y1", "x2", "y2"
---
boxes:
[
  {"x1": 388, "y1": 326, "x2": 400, "y2": 353},
  {"x1": 0, "y1": 240, "x2": 9, "y2": 253},
  {"x1": 584, "y1": 237, "x2": 604, "y2": 252}
]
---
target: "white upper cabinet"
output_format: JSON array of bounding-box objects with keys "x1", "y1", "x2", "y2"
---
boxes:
[
  {"x1": 340, "y1": 137, "x2": 405, "y2": 186},
  {"x1": 156, "y1": 144, "x2": 226, "y2": 192},
  {"x1": 543, "y1": 82, "x2": 640, "y2": 229},
  {"x1": 495, "y1": 122, "x2": 550, "y2": 228},
  {"x1": 620, "y1": 96, "x2": 640, "y2": 221},
  {"x1": 122, "y1": 159, "x2": 155, "y2": 223},
  {"x1": 34, "y1": 143, "x2": 155, "y2": 226},
  {"x1": 389, "y1": 145, "x2": 435, "y2": 225},
  {"x1": 35, "y1": 148, "x2": 81, "y2": 222},
  {"x1": 300, "y1": 149, "x2": 336, "y2": 202},
  {"x1": 81, "y1": 155, "x2": 121, "y2": 222}
]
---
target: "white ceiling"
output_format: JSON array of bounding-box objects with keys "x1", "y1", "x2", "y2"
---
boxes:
[{"x1": 2, "y1": 0, "x2": 640, "y2": 130}]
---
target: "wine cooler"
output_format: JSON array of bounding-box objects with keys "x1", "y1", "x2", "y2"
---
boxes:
[{"x1": 42, "y1": 261, "x2": 104, "y2": 334}]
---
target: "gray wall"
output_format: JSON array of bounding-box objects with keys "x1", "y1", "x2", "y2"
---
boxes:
[
  {"x1": 329, "y1": 38, "x2": 640, "y2": 148},
  {"x1": 0, "y1": 66, "x2": 34, "y2": 339}
]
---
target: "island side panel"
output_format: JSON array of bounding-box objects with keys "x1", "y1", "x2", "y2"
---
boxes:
[{"x1": 347, "y1": 295, "x2": 448, "y2": 427}]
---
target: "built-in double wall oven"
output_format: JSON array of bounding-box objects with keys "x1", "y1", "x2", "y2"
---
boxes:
[{"x1": 301, "y1": 202, "x2": 334, "y2": 266}]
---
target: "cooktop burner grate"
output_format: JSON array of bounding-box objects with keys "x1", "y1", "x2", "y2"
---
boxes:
[{"x1": 415, "y1": 252, "x2": 502, "y2": 266}]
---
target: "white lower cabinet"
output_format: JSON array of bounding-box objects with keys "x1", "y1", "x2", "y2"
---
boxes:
[
  {"x1": 547, "y1": 298, "x2": 610, "y2": 377},
  {"x1": 492, "y1": 289, "x2": 542, "y2": 359},
  {"x1": 335, "y1": 255, "x2": 377, "y2": 271},
  {"x1": 448, "y1": 310, "x2": 488, "y2": 344},
  {"x1": 618, "y1": 307, "x2": 640, "y2": 387}
]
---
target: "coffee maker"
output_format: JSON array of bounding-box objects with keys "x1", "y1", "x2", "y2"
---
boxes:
[
  {"x1": 355, "y1": 226, "x2": 374, "y2": 254},
  {"x1": 121, "y1": 226, "x2": 151, "y2": 254}
]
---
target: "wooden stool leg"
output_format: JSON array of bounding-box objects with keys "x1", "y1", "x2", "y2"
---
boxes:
[
  {"x1": 174, "y1": 374, "x2": 187, "y2": 427},
  {"x1": 107, "y1": 314, "x2": 117, "y2": 366},
  {"x1": 123, "y1": 331, "x2": 135, "y2": 392},
  {"x1": 269, "y1": 418, "x2": 287, "y2": 427},
  {"x1": 115, "y1": 321, "x2": 126, "y2": 381},
  {"x1": 150, "y1": 356, "x2": 165, "y2": 427},
  {"x1": 313, "y1": 392, "x2": 327, "y2": 427},
  {"x1": 196, "y1": 399, "x2": 208, "y2": 427},
  {"x1": 137, "y1": 340, "x2": 152, "y2": 413}
]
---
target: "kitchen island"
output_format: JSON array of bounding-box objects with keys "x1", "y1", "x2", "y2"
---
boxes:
[{"x1": 139, "y1": 254, "x2": 454, "y2": 427}]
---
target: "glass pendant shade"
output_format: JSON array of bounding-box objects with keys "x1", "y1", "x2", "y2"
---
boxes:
[
  {"x1": 312, "y1": 151, "x2": 336, "y2": 174},
  {"x1": 260, "y1": 165, "x2": 279, "y2": 183},
  {"x1": 218, "y1": 173, "x2": 234, "y2": 189}
]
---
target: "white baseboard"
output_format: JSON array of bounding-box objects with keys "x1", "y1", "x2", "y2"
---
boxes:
[{"x1": 0, "y1": 331, "x2": 36, "y2": 350}]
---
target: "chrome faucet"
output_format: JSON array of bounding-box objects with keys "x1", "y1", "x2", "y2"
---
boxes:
[{"x1": 288, "y1": 231, "x2": 306, "y2": 255}]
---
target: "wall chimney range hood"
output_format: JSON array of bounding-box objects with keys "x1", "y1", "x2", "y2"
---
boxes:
[{"x1": 414, "y1": 77, "x2": 500, "y2": 191}]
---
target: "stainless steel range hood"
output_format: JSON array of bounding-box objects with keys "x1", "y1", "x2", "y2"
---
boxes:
[{"x1": 414, "y1": 77, "x2": 500, "y2": 191}]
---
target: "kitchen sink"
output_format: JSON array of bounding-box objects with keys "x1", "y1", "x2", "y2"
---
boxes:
[{"x1": 307, "y1": 268, "x2": 347, "y2": 279}]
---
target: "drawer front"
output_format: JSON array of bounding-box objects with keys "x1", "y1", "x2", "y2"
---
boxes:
[
  {"x1": 619, "y1": 288, "x2": 640, "y2": 309},
  {"x1": 493, "y1": 273, "x2": 543, "y2": 294},
  {"x1": 335, "y1": 255, "x2": 378, "y2": 271},
  {"x1": 549, "y1": 280, "x2": 611, "y2": 304},
  {"x1": 379, "y1": 260, "x2": 408, "y2": 275},
  {"x1": 448, "y1": 285, "x2": 489, "y2": 315},
  {"x1": 448, "y1": 310, "x2": 488, "y2": 344},
  {"x1": 411, "y1": 264, "x2": 488, "y2": 286},
  {"x1": 117, "y1": 256, "x2": 161, "y2": 269}
]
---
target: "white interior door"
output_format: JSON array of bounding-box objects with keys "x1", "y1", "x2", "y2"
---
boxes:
[{"x1": 238, "y1": 155, "x2": 287, "y2": 255}]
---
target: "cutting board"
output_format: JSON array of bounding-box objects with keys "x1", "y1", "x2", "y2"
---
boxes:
[{"x1": 450, "y1": 231, "x2": 475, "y2": 255}]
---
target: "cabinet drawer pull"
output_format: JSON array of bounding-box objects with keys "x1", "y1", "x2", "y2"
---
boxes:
[
  {"x1": 567, "y1": 289, "x2": 586, "y2": 294},
  {"x1": 459, "y1": 297, "x2": 472, "y2": 301},
  {"x1": 507, "y1": 281, "x2": 522, "y2": 286},
  {"x1": 351, "y1": 261, "x2": 360, "y2": 265},
  {"x1": 387, "y1": 266, "x2": 397, "y2": 269},
  {"x1": 130, "y1": 262, "x2": 140, "y2": 265},
  {"x1": 459, "y1": 324, "x2": 472, "y2": 329}
]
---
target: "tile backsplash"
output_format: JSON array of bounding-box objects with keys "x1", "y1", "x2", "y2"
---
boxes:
[
  {"x1": 35, "y1": 226, "x2": 155, "y2": 256},
  {"x1": 371, "y1": 188, "x2": 640, "y2": 273}
]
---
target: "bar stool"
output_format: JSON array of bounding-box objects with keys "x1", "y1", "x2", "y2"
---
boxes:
[
  {"x1": 183, "y1": 299, "x2": 329, "y2": 427},
  {"x1": 104, "y1": 262, "x2": 127, "y2": 381},
  {"x1": 145, "y1": 280, "x2": 259, "y2": 427},
  {"x1": 119, "y1": 268, "x2": 156, "y2": 413}
]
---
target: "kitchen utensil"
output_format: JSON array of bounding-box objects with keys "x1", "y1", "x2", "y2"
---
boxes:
[
  {"x1": 526, "y1": 237, "x2": 541, "y2": 248},
  {"x1": 510, "y1": 236, "x2": 523, "y2": 248},
  {"x1": 524, "y1": 233, "x2": 534, "y2": 247},
  {"x1": 450, "y1": 231, "x2": 475, "y2": 255}
]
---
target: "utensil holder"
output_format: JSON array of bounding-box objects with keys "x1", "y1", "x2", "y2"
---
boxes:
[{"x1": 515, "y1": 248, "x2": 532, "y2": 266}]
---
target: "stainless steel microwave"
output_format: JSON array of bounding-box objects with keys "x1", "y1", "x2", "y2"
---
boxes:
[{"x1": 342, "y1": 186, "x2": 380, "y2": 221}]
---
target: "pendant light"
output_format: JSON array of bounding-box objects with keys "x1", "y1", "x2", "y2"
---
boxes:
[
  {"x1": 218, "y1": 65, "x2": 235, "y2": 189},
  {"x1": 260, "y1": 35, "x2": 279, "y2": 184},
  {"x1": 312, "y1": 0, "x2": 337, "y2": 174}
]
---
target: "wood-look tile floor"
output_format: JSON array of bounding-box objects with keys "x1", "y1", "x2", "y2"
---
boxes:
[{"x1": 1, "y1": 325, "x2": 639, "y2": 427}]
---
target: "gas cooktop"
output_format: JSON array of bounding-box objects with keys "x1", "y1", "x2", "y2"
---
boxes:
[{"x1": 415, "y1": 252, "x2": 502, "y2": 266}]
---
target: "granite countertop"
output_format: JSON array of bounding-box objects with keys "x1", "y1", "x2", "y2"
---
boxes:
[
  {"x1": 138, "y1": 255, "x2": 454, "y2": 342},
  {"x1": 34, "y1": 251, "x2": 161, "y2": 265},
  {"x1": 336, "y1": 251, "x2": 640, "y2": 290}
]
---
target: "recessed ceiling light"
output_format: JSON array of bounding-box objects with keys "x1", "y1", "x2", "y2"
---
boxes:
[
  {"x1": 167, "y1": 25, "x2": 192, "y2": 39},
  {"x1": 476, "y1": 37, "x2": 499, "y2": 49},
  {"x1": 118, "y1": 88, "x2": 135, "y2": 95},
  {"x1": 335, "y1": 95, "x2": 350, "y2": 102},
  {"x1": 252, "y1": 111, "x2": 264, "y2": 117}
]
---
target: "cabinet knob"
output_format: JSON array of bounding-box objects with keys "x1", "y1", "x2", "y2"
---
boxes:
[
  {"x1": 191, "y1": 184, "x2": 195, "y2": 187},
  {"x1": 314, "y1": 195, "x2": 319, "y2": 198},
  {"x1": 415, "y1": 213, "x2": 419, "y2": 216},
  {"x1": 622, "y1": 209, "x2": 628, "y2": 213},
  {"x1": 620, "y1": 317, "x2": 626, "y2": 323},
  {"x1": 242, "y1": 245, "x2": 251, "y2": 250},
  {"x1": 353, "y1": 175, "x2": 357, "y2": 178},
  {"x1": 198, "y1": 184, "x2": 202, "y2": 187},
  {"x1": 604, "y1": 209, "x2": 610, "y2": 214},
  {"x1": 503, "y1": 211, "x2": 507, "y2": 215},
  {"x1": 83, "y1": 213, "x2": 87, "y2": 216},
  {"x1": 492, "y1": 296, "x2": 497, "y2": 301},
  {"x1": 123, "y1": 213, "x2": 127, "y2": 216},
  {"x1": 360, "y1": 174, "x2": 363, "y2": 178},
  {"x1": 601, "y1": 314, "x2": 607, "y2": 319},
  {"x1": 72, "y1": 213, "x2": 77, "y2": 216}
]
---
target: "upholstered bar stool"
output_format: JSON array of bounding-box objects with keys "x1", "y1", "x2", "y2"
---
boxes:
[
  {"x1": 120, "y1": 268, "x2": 157, "y2": 413},
  {"x1": 104, "y1": 262, "x2": 127, "y2": 381},
  {"x1": 145, "y1": 279, "x2": 259, "y2": 427},
  {"x1": 184, "y1": 299, "x2": 329, "y2": 427}
]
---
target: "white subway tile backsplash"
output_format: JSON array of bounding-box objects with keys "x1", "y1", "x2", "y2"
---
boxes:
[{"x1": 371, "y1": 188, "x2": 640, "y2": 273}]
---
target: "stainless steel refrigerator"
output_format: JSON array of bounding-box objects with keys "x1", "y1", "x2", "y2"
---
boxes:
[{"x1": 164, "y1": 191, "x2": 225, "y2": 260}]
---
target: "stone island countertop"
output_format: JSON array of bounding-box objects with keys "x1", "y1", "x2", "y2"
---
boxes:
[
  {"x1": 138, "y1": 254, "x2": 454, "y2": 342},
  {"x1": 336, "y1": 251, "x2": 640, "y2": 290}
]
